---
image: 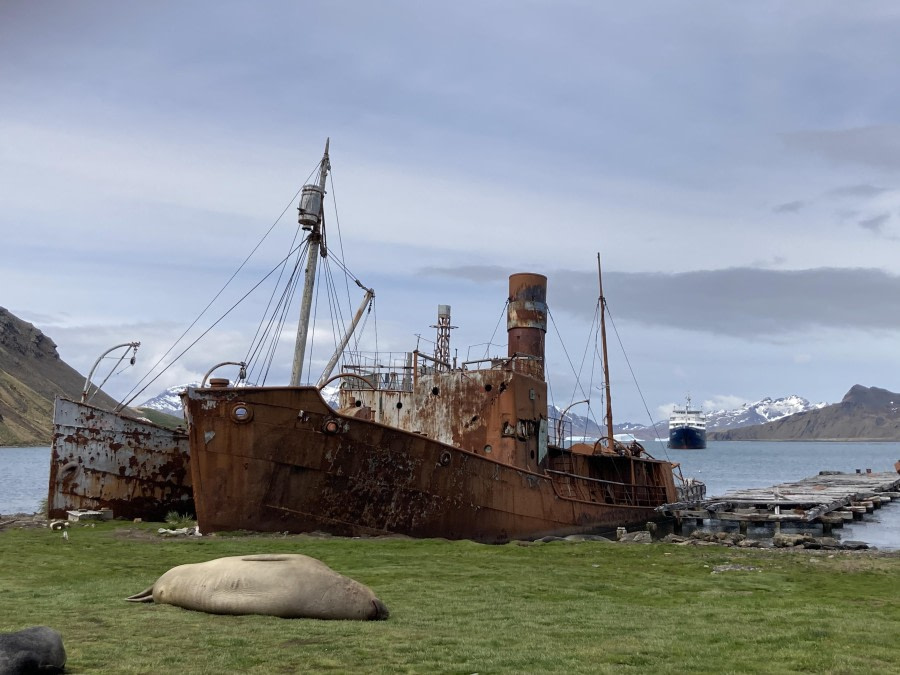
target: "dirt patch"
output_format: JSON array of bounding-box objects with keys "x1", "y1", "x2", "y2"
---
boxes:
[{"x1": 0, "y1": 513, "x2": 48, "y2": 529}]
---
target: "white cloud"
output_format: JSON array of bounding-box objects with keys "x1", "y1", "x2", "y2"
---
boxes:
[{"x1": 701, "y1": 395, "x2": 751, "y2": 412}]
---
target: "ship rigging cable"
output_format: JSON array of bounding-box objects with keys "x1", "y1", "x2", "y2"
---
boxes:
[
  {"x1": 117, "y1": 160, "x2": 323, "y2": 408},
  {"x1": 244, "y1": 237, "x2": 312, "y2": 385},
  {"x1": 118, "y1": 238, "x2": 309, "y2": 410},
  {"x1": 604, "y1": 306, "x2": 673, "y2": 462}
]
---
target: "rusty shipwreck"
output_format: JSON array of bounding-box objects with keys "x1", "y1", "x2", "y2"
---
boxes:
[
  {"x1": 182, "y1": 142, "x2": 681, "y2": 543},
  {"x1": 48, "y1": 343, "x2": 192, "y2": 520}
]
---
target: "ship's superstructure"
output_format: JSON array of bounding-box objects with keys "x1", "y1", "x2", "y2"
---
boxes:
[{"x1": 668, "y1": 396, "x2": 707, "y2": 449}]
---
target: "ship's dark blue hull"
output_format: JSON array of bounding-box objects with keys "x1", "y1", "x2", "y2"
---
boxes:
[{"x1": 668, "y1": 426, "x2": 707, "y2": 450}]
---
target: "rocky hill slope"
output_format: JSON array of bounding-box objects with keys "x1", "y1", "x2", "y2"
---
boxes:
[
  {"x1": 0, "y1": 307, "x2": 119, "y2": 445},
  {"x1": 710, "y1": 385, "x2": 900, "y2": 441}
]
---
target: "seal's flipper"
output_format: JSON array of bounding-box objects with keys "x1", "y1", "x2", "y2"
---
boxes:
[{"x1": 125, "y1": 586, "x2": 155, "y2": 603}]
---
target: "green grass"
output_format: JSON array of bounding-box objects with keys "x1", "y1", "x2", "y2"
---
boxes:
[{"x1": 1, "y1": 524, "x2": 898, "y2": 673}]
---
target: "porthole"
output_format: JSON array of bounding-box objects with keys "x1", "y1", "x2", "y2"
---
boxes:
[
  {"x1": 230, "y1": 403, "x2": 253, "y2": 423},
  {"x1": 355, "y1": 399, "x2": 362, "y2": 407},
  {"x1": 484, "y1": 445, "x2": 492, "y2": 454},
  {"x1": 484, "y1": 383, "x2": 493, "y2": 392},
  {"x1": 396, "y1": 401, "x2": 403, "y2": 410},
  {"x1": 431, "y1": 387, "x2": 440, "y2": 396}
]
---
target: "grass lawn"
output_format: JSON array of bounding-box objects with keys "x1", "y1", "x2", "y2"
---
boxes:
[{"x1": 1, "y1": 523, "x2": 897, "y2": 673}]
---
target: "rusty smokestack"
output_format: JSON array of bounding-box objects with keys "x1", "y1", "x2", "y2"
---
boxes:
[{"x1": 507, "y1": 273, "x2": 547, "y2": 369}]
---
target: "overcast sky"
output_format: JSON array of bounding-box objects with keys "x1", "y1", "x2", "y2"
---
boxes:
[{"x1": 4, "y1": 1, "x2": 900, "y2": 424}]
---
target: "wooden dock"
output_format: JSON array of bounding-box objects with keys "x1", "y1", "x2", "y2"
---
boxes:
[{"x1": 662, "y1": 470, "x2": 900, "y2": 535}]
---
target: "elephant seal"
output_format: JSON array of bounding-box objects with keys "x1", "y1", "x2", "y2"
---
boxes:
[
  {"x1": 126, "y1": 554, "x2": 389, "y2": 620},
  {"x1": 0, "y1": 626, "x2": 66, "y2": 674}
]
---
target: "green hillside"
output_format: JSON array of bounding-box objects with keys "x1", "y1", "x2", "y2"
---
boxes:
[{"x1": 0, "y1": 307, "x2": 121, "y2": 446}]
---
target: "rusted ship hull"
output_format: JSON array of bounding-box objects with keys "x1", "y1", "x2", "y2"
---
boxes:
[
  {"x1": 48, "y1": 397, "x2": 193, "y2": 520},
  {"x1": 184, "y1": 386, "x2": 677, "y2": 542}
]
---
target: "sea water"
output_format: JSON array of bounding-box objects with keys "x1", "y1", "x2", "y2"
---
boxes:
[
  {"x1": 0, "y1": 446, "x2": 51, "y2": 515},
  {"x1": 2, "y1": 442, "x2": 899, "y2": 549}
]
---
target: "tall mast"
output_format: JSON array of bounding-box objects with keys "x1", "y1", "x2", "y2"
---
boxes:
[
  {"x1": 290, "y1": 139, "x2": 330, "y2": 386},
  {"x1": 597, "y1": 253, "x2": 615, "y2": 447}
]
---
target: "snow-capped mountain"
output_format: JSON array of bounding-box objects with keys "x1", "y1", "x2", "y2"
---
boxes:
[
  {"x1": 136, "y1": 383, "x2": 199, "y2": 416},
  {"x1": 551, "y1": 395, "x2": 829, "y2": 441},
  {"x1": 703, "y1": 395, "x2": 827, "y2": 431}
]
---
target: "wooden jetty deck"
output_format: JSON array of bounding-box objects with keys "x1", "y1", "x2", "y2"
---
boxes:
[{"x1": 662, "y1": 470, "x2": 900, "y2": 535}]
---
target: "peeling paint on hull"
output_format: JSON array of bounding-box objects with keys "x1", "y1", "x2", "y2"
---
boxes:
[{"x1": 48, "y1": 397, "x2": 193, "y2": 520}]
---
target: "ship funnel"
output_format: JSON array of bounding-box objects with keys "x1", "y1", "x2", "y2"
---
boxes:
[{"x1": 507, "y1": 273, "x2": 547, "y2": 368}]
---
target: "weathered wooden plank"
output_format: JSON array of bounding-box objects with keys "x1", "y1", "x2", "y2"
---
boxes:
[{"x1": 670, "y1": 470, "x2": 900, "y2": 529}]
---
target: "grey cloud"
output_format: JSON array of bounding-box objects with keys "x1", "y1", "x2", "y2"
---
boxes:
[
  {"x1": 773, "y1": 200, "x2": 806, "y2": 213},
  {"x1": 783, "y1": 126, "x2": 900, "y2": 171},
  {"x1": 826, "y1": 184, "x2": 888, "y2": 198},
  {"x1": 418, "y1": 265, "x2": 510, "y2": 284},
  {"x1": 858, "y1": 212, "x2": 890, "y2": 233},
  {"x1": 423, "y1": 265, "x2": 900, "y2": 339}
]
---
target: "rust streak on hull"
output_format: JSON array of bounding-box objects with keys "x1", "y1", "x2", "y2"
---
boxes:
[{"x1": 48, "y1": 397, "x2": 193, "y2": 520}]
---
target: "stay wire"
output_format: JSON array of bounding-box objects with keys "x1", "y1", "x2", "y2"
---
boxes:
[
  {"x1": 119, "y1": 166, "x2": 319, "y2": 406},
  {"x1": 482, "y1": 301, "x2": 509, "y2": 360},
  {"x1": 244, "y1": 239, "x2": 304, "y2": 381},
  {"x1": 605, "y1": 305, "x2": 672, "y2": 462},
  {"x1": 242, "y1": 224, "x2": 308, "y2": 372},
  {"x1": 245, "y1": 235, "x2": 307, "y2": 383},
  {"x1": 258, "y1": 244, "x2": 307, "y2": 385},
  {"x1": 120, "y1": 239, "x2": 308, "y2": 408},
  {"x1": 328, "y1": 169, "x2": 354, "y2": 313},
  {"x1": 547, "y1": 308, "x2": 591, "y2": 403}
]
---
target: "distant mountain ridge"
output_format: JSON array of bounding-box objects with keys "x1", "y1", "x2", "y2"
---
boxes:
[
  {"x1": 710, "y1": 385, "x2": 900, "y2": 441},
  {"x1": 704, "y1": 395, "x2": 828, "y2": 431},
  {"x1": 554, "y1": 395, "x2": 828, "y2": 442},
  {"x1": 0, "y1": 307, "x2": 119, "y2": 445}
]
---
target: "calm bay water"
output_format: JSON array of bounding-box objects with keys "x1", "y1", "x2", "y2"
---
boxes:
[
  {"x1": 2, "y1": 441, "x2": 899, "y2": 548},
  {"x1": 1, "y1": 446, "x2": 51, "y2": 515}
]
